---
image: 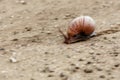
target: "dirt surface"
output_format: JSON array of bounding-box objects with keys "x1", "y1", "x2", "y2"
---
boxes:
[{"x1": 0, "y1": 0, "x2": 120, "y2": 80}]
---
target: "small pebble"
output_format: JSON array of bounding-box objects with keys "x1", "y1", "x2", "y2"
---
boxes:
[
  {"x1": 1, "y1": 71, "x2": 7, "y2": 73},
  {"x1": 45, "y1": 31, "x2": 52, "y2": 34},
  {"x1": 74, "y1": 66, "x2": 80, "y2": 69},
  {"x1": 89, "y1": 52, "x2": 94, "y2": 55},
  {"x1": 84, "y1": 68, "x2": 93, "y2": 73},
  {"x1": 0, "y1": 48, "x2": 5, "y2": 51},
  {"x1": 10, "y1": 15, "x2": 15, "y2": 18},
  {"x1": 112, "y1": 36, "x2": 117, "y2": 39},
  {"x1": 48, "y1": 74, "x2": 54, "y2": 77},
  {"x1": 66, "y1": 55, "x2": 71, "y2": 58},
  {"x1": 114, "y1": 64, "x2": 119, "y2": 67},
  {"x1": 103, "y1": 37, "x2": 107, "y2": 40},
  {"x1": 71, "y1": 69, "x2": 77, "y2": 72},
  {"x1": 13, "y1": 31, "x2": 19, "y2": 35},
  {"x1": 9, "y1": 57, "x2": 17, "y2": 63},
  {"x1": 54, "y1": 17, "x2": 58, "y2": 20},
  {"x1": 99, "y1": 75, "x2": 105, "y2": 78},
  {"x1": 86, "y1": 61, "x2": 92, "y2": 65},
  {"x1": 78, "y1": 58, "x2": 84, "y2": 61},
  {"x1": 25, "y1": 27, "x2": 32, "y2": 31},
  {"x1": 96, "y1": 68, "x2": 103, "y2": 71},
  {"x1": 70, "y1": 63, "x2": 75, "y2": 66},
  {"x1": 12, "y1": 38, "x2": 19, "y2": 41},
  {"x1": 30, "y1": 78, "x2": 35, "y2": 80},
  {"x1": 96, "y1": 53, "x2": 101, "y2": 55},
  {"x1": 44, "y1": 52, "x2": 49, "y2": 54},
  {"x1": 59, "y1": 73, "x2": 66, "y2": 77},
  {"x1": 41, "y1": 67, "x2": 54, "y2": 73},
  {"x1": 59, "y1": 73, "x2": 68, "y2": 80},
  {"x1": 64, "y1": 14, "x2": 71, "y2": 18},
  {"x1": 19, "y1": 0, "x2": 27, "y2": 5}
]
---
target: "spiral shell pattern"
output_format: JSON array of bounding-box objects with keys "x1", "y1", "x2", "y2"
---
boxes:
[{"x1": 67, "y1": 16, "x2": 95, "y2": 37}]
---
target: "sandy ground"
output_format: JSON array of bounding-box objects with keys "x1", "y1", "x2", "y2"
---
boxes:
[{"x1": 0, "y1": 0, "x2": 120, "y2": 80}]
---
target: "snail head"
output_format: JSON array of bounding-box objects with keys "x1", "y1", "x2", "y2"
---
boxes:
[{"x1": 59, "y1": 28, "x2": 89, "y2": 44}]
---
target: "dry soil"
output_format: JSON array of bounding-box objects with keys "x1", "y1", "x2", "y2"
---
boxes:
[{"x1": 0, "y1": 0, "x2": 120, "y2": 80}]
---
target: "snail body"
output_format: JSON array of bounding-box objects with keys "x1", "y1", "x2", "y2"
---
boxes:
[{"x1": 59, "y1": 16, "x2": 96, "y2": 44}]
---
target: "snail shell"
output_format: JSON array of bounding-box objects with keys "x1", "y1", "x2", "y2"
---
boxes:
[{"x1": 59, "y1": 16, "x2": 95, "y2": 44}]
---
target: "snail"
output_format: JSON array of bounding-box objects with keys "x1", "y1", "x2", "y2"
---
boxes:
[{"x1": 59, "y1": 16, "x2": 96, "y2": 44}]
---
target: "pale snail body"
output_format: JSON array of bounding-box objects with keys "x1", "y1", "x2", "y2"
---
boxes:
[{"x1": 59, "y1": 16, "x2": 96, "y2": 44}]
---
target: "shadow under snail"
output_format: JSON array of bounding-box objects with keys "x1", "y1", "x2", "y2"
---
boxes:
[{"x1": 59, "y1": 16, "x2": 96, "y2": 44}]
